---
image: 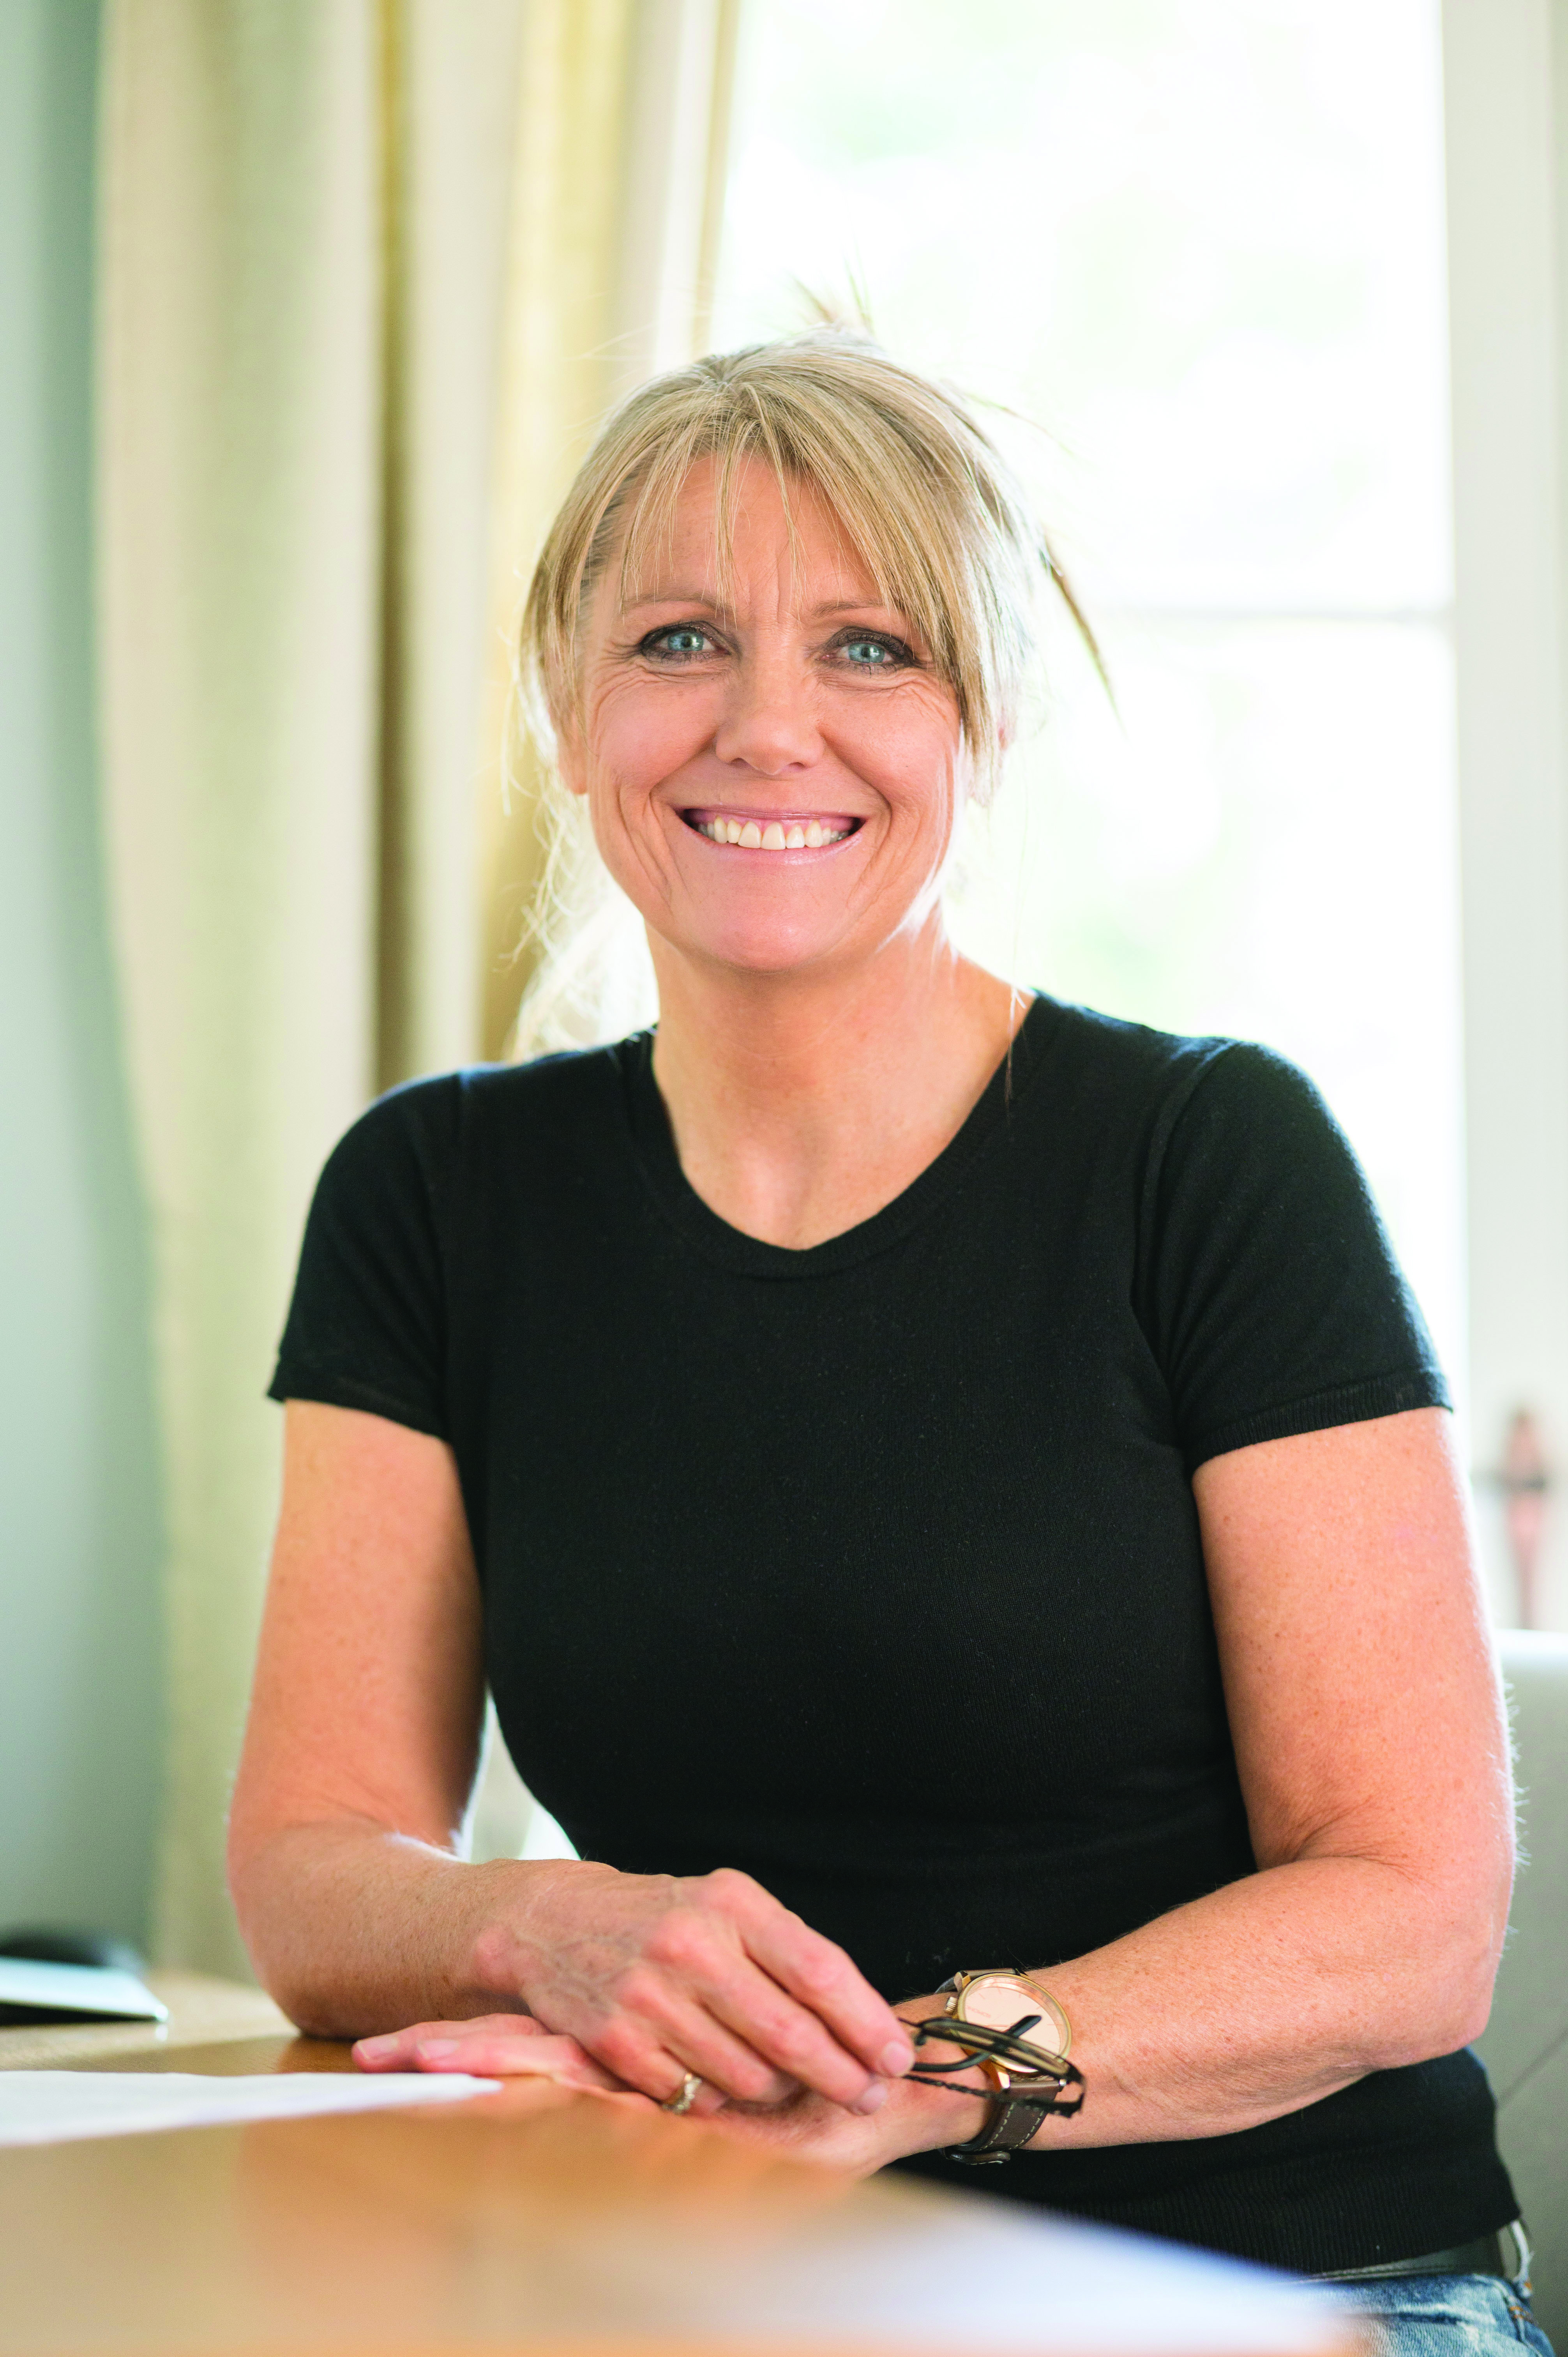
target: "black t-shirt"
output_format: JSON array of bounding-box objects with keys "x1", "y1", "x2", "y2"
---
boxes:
[{"x1": 270, "y1": 993, "x2": 1516, "y2": 2272}]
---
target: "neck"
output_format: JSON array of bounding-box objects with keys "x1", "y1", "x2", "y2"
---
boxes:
[{"x1": 647, "y1": 921, "x2": 1026, "y2": 1250}]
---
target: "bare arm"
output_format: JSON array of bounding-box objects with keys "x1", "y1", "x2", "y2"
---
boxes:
[
  {"x1": 228, "y1": 1401, "x2": 494, "y2": 2029},
  {"x1": 1005, "y1": 1405, "x2": 1514, "y2": 2149},
  {"x1": 614, "y1": 1405, "x2": 1515, "y2": 2171},
  {"x1": 228, "y1": 1401, "x2": 911, "y2": 2111}
]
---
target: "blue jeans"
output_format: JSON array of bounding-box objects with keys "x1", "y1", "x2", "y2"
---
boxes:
[{"x1": 1330, "y1": 2274, "x2": 1554, "y2": 2357}]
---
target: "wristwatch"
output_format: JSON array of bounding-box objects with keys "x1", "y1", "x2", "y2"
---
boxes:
[{"x1": 935, "y1": 1968, "x2": 1076, "y2": 2165}]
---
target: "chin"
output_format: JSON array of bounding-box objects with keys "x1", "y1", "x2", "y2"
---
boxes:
[{"x1": 682, "y1": 912, "x2": 852, "y2": 976}]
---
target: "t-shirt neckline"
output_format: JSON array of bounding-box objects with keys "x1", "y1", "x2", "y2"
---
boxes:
[{"x1": 620, "y1": 995, "x2": 1056, "y2": 1279}]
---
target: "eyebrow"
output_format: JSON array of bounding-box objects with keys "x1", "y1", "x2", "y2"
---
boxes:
[{"x1": 618, "y1": 590, "x2": 904, "y2": 621}]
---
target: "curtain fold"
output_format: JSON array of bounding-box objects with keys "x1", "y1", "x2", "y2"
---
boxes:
[
  {"x1": 376, "y1": 0, "x2": 530, "y2": 1091},
  {"x1": 99, "y1": 0, "x2": 387, "y2": 1975},
  {"x1": 98, "y1": 0, "x2": 737, "y2": 1971},
  {"x1": 478, "y1": 0, "x2": 740, "y2": 1060}
]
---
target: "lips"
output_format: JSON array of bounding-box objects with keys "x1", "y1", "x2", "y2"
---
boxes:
[{"x1": 680, "y1": 808, "x2": 862, "y2": 852}]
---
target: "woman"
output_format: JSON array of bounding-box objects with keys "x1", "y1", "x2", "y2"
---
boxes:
[{"x1": 231, "y1": 332, "x2": 1538, "y2": 2347}]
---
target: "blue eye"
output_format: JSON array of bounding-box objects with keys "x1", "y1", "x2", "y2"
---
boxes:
[
  {"x1": 837, "y1": 633, "x2": 914, "y2": 669},
  {"x1": 648, "y1": 626, "x2": 712, "y2": 657}
]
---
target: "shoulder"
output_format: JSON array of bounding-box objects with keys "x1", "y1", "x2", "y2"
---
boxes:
[
  {"x1": 1031, "y1": 995, "x2": 1225, "y2": 1083},
  {"x1": 1036, "y1": 1007, "x2": 1450, "y2": 1459},
  {"x1": 1028, "y1": 995, "x2": 1308, "y2": 1140},
  {"x1": 298, "y1": 1044, "x2": 639, "y2": 1259},
  {"x1": 324, "y1": 1037, "x2": 641, "y2": 1182},
  {"x1": 456, "y1": 1036, "x2": 642, "y2": 1133},
  {"x1": 1023, "y1": 1002, "x2": 1368, "y2": 1245}
]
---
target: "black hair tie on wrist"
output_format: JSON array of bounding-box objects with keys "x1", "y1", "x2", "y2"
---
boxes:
[{"x1": 902, "y1": 2009, "x2": 1086, "y2": 2137}]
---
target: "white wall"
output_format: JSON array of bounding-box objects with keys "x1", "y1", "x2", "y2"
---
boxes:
[{"x1": 0, "y1": 0, "x2": 162, "y2": 1944}]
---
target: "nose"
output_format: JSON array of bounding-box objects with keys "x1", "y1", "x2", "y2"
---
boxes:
[{"x1": 712, "y1": 652, "x2": 824, "y2": 776}]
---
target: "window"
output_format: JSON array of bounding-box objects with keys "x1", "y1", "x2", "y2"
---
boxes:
[{"x1": 713, "y1": 1, "x2": 1464, "y2": 1404}]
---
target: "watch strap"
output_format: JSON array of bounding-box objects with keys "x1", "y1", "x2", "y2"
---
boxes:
[{"x1": 946, "y1": 2092, "x2": 1053, "y2": 2165}]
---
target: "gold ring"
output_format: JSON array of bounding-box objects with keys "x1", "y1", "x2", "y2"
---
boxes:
[{"x1": 660, "y1": 2070, "x2": 703, "y2": 2115}]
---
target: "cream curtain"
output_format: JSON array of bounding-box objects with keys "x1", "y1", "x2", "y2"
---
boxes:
[
  {"x1": 479, "y1": 0, "x2": 739, "y2": 1060},
  {"x1": 98, "y1": 0, "x2": 738, "y2": 1972}
]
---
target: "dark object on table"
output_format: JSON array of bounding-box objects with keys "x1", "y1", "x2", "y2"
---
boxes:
[{"x1": 0, "y1": 1927, "x2": 147, "y2": 1976}]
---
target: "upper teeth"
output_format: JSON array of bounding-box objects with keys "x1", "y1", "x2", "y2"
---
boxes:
[{"x1": 697, "y1": 818, "x2": 849, "y2": 849}]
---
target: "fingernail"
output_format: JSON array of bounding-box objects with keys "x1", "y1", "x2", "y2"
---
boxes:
[
  {"x1": 415, "y1": 2039, "x2": 459, "y2": 2061},
  {"x1": 354, "y1": 2035, "x2": 395, "y2": 2058},
  {"x1": 853, "y1": 2080, "x2": 890, "y2": 2115},
  {"x1": 881, "y1": 2038, "x2": 913, "y2": 2074}
]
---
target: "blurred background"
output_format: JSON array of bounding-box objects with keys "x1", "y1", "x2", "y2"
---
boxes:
[{"x1": 4, "y1": 0, "x2": 1566, "y2": 1974}]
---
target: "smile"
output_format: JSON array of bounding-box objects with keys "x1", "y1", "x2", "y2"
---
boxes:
[{"x1": 680, "y1": 808, "x2": 861, "y2": 852}]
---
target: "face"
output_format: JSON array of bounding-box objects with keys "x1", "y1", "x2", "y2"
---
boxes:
[{"x1": 560, "y1": 455, "x2": 970, "y2": 982}]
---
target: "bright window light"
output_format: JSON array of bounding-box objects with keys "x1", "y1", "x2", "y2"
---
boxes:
[{"x1": 713, "y1": 0, "x2": 1463, "y2": 1397}]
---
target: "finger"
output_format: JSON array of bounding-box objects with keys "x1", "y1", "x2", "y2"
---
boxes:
[
  {"x1": 725, "y1": 1889, "x2": 912, "y2": 2078},
  {"x1": 702, "y1": 1959, "x2": 895, "y2": 2111},
  {"x1": 406, "y1": 2029, "x2": 625, "y2": 2092},
  {"x1": 353, "y1": 2021, "x2": 462, "y2": 2069},
  {"x1": 601, "y1": 1977, "x2": 799, "y2": 2106},
  {"x1": 641, "y1": 1904, "x2": 891, "y2": 2112},
  {"x1": 352, "y1": 2014, "x2": 542, "y2": 2071},
  {"x1": 630, "y1": 1926, "x2": 888, "y2": 2110},
  {"x1": 651, "y1": 1878, "x2": 899, "y2": 2098},
  {"x1": 601, "y1": 2008, "x2": 735, "y2": 2121},
  {"x1": 585, "y1": 1997, "x2": 776, "y2": 2109}
]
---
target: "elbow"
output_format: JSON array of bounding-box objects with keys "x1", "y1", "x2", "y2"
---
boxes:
[
  {"x1": 1449, "y1": 1983, "x2": 1498, "y2": 2055},
  {"x1": 234, "y1": 1914, "x2": 328, "y2": 2035},
  {"x1": 224, "y1": 1820, "x2": 341, "y2": 2038},
  {"x1": 1369, "y1": 1983, "x2": 1494, "y2": 2073},
  {"x1": 1414, "y1": 1956, "x2": 1499, "y2": 2061},
  {"x1": 263, "y1": 1981, "x2": 352, "y2": 2041},
  {"x1": 225, "y1": 1870, "x2": 300, "y2": 2032},
  {"x1": 230, "y1": 1911, "x2": 354, "y2": 2041},
  {"x1": 1438, "y1": 1896, "x2": 1510, "y2": 2055},
  {"x1": 1372, "y1": 1875, "x2": 1511, "y2": 2069}
]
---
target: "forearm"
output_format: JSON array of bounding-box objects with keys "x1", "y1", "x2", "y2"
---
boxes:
[
  {"x1": 231, "y1": 1817, "x2": 566, "y2": 2038},
  {"x1": 240, "y1": 1830, "x2": 912, "y2": 2118},
  {"x1": 885, "y1": 1851, "x2": 1501, "y2": 2164}
]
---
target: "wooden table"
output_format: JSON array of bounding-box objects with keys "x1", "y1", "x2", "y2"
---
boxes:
[{"x1": 0, "y1": 1974, "x2": 1355, "y2": 2357}]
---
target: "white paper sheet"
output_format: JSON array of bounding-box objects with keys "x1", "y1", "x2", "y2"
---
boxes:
[{"x1": 0, "y1": 2069, "x2": 502, "y2": 2146}]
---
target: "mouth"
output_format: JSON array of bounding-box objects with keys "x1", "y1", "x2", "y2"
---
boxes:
[{"x1": 679, "y1": 807, "x2": 863, "y2": 852}]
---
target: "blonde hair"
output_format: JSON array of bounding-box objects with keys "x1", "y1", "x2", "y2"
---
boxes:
[
  {"x1": 522, "y1": 327, "x2": 1089, "y2": 784},
  {"x1": 508, "y1": 329, "x2": 1095, "y2": 1052}
]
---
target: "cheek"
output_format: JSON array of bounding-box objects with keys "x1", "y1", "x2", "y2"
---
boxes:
[
  {"x1": 841, "y1": 701, "x2": 962, "y2": 827},
  {"x1": 589, "y1": 680, "x2": 710, "y2": 797}
]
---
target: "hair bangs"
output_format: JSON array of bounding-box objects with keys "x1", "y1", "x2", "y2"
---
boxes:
[{"x1": 521, "y1": 329, "x2": 1095, "y2": 797}]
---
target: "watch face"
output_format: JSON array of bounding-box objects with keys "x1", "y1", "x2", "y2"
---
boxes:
[{"x1": 955, "y1": 1972, "x2": 1070, "y2": 2059}]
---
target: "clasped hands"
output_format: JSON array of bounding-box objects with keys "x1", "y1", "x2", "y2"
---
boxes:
[{"x1": 352, "y1": 1860, "x2": 985, "y2": 2169}]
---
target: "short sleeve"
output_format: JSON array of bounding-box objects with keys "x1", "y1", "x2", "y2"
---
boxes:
[
  {"x1": 1139, "y1": 1043, "x2": 1450, "y2": 1472},
  {"x1": 268, "y1": 1077, "x2": 459, "y2": 1439}
]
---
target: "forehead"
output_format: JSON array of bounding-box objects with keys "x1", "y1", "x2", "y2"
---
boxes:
[{"x1": 611, "y1": 452, "x2": 885, "y2": 613}]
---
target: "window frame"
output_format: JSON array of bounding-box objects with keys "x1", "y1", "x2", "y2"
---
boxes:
[{"x1": 1443, "y1": 0, "x2": 1568, "y2": 1621}]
